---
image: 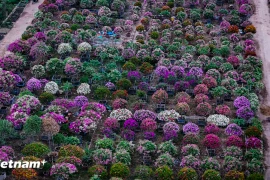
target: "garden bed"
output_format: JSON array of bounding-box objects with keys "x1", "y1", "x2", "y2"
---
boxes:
[{"x1": 0, "y1": 0, "x2": 265, "y2": 179}]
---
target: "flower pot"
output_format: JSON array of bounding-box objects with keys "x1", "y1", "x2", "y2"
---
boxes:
[
  {"x1": 177, "y1": 117, "x2": 186, "y2": 125},
  {"x1": 197, "y1": 119, "x2": 206, "y2": 127},
  {"x1": 14, "y1": 124, "x2": 23, "y2": 131},
  {"x1": 52, "y1": 75, "x2": 61, "y2": 85},
  {"x1": 16, "y1": 81, "x2": 25, "y2": 88},
  {"x1": 0, "y1": 107, "x2": 7, "y2": 115},
  {"x1": 207, "y1": 148, "x2": 216, "y2": 157},
  {"x1": 10, "y1": 88, "x2": 20, "y2": 95},
  {"x1": 0, "y1": 172, "x2": 6, "y2": 180},
  {"x1": 41, "y1": 135, "x2": 51, "y2": 141}
]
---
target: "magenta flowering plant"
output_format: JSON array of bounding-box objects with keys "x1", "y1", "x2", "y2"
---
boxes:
[
  {"x1": 226, "y1": 135, "x2": 244, "y2": 148},
  {"x1": 50, "y1": 163, "x2": 77, "y2": 179},
  {"x1": 204, "y1": 124, "x2": 220, "y2": 135},
  {"x1": 0, "y1": 92, "x2": 11, "y2": 104},
  {"x1": 220, "y1": 20, "x2": 230, "y2": 31},
  {"x1": 42, "y1": 112, "x2": 68, "y2": 124},
  {"x1": 112, "y1": 98, "x2": 128, "y2": 109},
  {"x1": 180, "y1": 155, "x2": 201, "y2": 171},
  {"x1": 140, "y1": 118, "x2": 157, "y2": 131},
  {"x1": 203, "y1": 134, "x2": 221, "y2": 149},
  {"x1": 171, "y1": 66, "x2": 185, "y2": 77},
  {"x1": 121, "y1": 129, "x2": 135, "y2": 141},
  {"x1": 245, "y1": 137, "x2": 262, "y2": 149},
  {"x1": 103, "y1": 128, "x2": 115, "y2": 138},
  {"x1": 239, "y1": 4, "x2": 252, "y2": 15},
  {"x1": 183, "y1": 123, "x2": 200, "y2": 135},
  {"x1": 174, "y1": 81, "x2": 190, "y2": 92},
  {"x1": 234, "y1": 96, "x2": 251, "y2": 109},
  {"x1": 81, "y1": 102, "x2": 106, "y2": 115},
  {"x1": 244, "y1": 39, "x2": 254, "y2": 47},
  {"x1": 104, "y1": 118, "x2": 120, "y2": 131},
  {"x1": 7, "y1": 39, "x2": 30, "y2": 54},
  {"x1": 236, "y1": 106, "x2": 254, "y2": 120},
  {"x1": 0, "y1": 54, "x2": 23, "y2": 71},
  {"x1": 127, "y1": 71, "x2": 141, "y2": 81},
  {"x1": 78, "y1": 110, "x2": 102, "y2": 122},
  {"x1": 123, "y1": 118, "x2": 139, "y2": 130},
  {"x1": 133, "y1": 109, "x2": 156, "y2": 122},
  {"x1": 194, "y1": 84, "x2": 208, "y2": 95},
  {"x1": 188, "y1": 67, "x2": 203, "y2": 77},
  {"x1": 0, "y1": 151, "x2": 9, "y2": 161},
  {"x1": 74, "y1": 96, "x2": 88, "y2": 107},
  {"x1": 155, "y1": 66, "x2": 169, "y2": 78},
  {"x1": 52, "y1": 98, "x2": 75, "y2": 109},
  {"x1": 0, "y1": 146, "x2": 14, "y2": 159},
  {"x1": 65, "y1": 58, "x2": 82, "y2": 75},
  {"x1": 144, "y1": 131, "x2": 156, "y2": 141},
  {"x1": 225, "y1": 123, "x2": 243, "y2": 136},
  {"x1": 10, "y1": 95, "x2": 41, "y2": 114},
  {"x1": 7, "y1": 111, "x2": 29, "y2": 126},
  {"x1": 26, "y1": 78, "x2": 43, "y2": 92},
  {"x1": 163, "y1": 130, "x2": 178, "y2": 141},
  {"x1": 227, "y1": 56, "x2": 240, "y2": 67},
  {"x1": 138, "y1": 82, "x2": 149, "y2": 91},
  {"x1": 69, "y1": 117, "x2": 96, "y2": 134},
  {"x1": 34, "y1": 32, "x2": 47, "y2": 41}
]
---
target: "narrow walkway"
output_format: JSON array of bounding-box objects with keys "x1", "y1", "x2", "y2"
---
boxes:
[
  {"x1": 250, "y1": 0, "x2": 270, "y2": 178},
  {"x1": 0, "y1": 0, "x2": 43, "y2": 57}
]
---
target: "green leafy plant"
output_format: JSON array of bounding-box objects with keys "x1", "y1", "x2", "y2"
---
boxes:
[
  {"x1": 110, "y1": 163, "x2": 130, "y2": 178},
  {"x1": 178, "y1": 167, "x2": 198, "y2": 180},
  {"x1": 88, "y1": 165, "x2": 108, "y2": 179},
  {"x1": 94, "y1": 86, "x2": 111, "y2": 99},
  {"x1": 134, "y1": 165, "x2": 153, "y2": 179},
  {"x1": 39, "y1": 92, "x2": 55, "y2": 104},
  {"x1": 23, "y1": 115, "x2": 42, "y2": 136},
  {"x1": 22, "y1": 142, "x2": 50, "y2": 158},
  {"x1": 155, "y1": 165, "x2": 173, "y2": 180}
]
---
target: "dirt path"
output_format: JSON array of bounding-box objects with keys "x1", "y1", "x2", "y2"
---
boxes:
[
  {"x1": 250, "y1": 0, "x2": 270, "y2": 178},
  {"x1": 0, "y1": 0, "x2": 43, "y2": 57}
]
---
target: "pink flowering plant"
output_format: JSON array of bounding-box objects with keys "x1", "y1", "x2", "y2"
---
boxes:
[
  {"x1": 81, "y1": 102, "x2": 106, "y2": 115},
  {"x1": 226, "y1": 135, "x2": 244, "y2": 148},
  {"x1": 215, "y1": 105, "x2": 231, "y2": 116},
  {"x1": 180, "y1": 155, "x2": 201, "y2": 171},
  {"x1": 112, "y1": 98, "x2": 128, "y2": 109},
  {"x1": 50, "y1": 163, "x2": 77, "y2": 179},
  {"x1": 204, "y1": 124, "x2": 220, "y2": 135},
  {"x1": 103, "y1": 118, "x2": 120, "y2": 131},
  {"x1": 69, "y1": 117, "x2": 96, "y2": 134},
  {"x1": 140, "y1": 118, "x2": 157, "y2": 131},
  {"x1": 92, "y1": 149, "x2": 113, "y2": 165}
]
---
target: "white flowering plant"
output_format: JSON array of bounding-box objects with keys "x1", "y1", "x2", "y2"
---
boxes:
[
  {"x1": 157, "y1": 110, "x2": 180, "y2": 122},
  {"x1": 109, "y1": 108, "x2": 132, "y2": 121},
  {"x1": 77, "y1": 83, "x2": 91, "y2": 95},
  {"x1": 207, "y1": 114, "x2": 230, "y2": 127},
  {"x1": 77, "y1": 42, "x2": 92, "y2": 54},
  {"x1": 57, "y1": 43, "x2": 72, "y2": 55},
  {"x1": 44, "y1": 81, "x2": 59, "y2": 94}
]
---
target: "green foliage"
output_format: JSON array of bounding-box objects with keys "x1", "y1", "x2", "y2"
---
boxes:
[
  {"x1": 178, "y1": 167, "x2": 198, "y2": 180},
  {"x1": 247, "y1": 173, "x2": 264, "y2": 180},
  {"x1": 116, "y1": 78, "x2": 132, "y2": 90},
  {"x1": 19, "y1": 90, "x2": 35, "y2": 98},
  {"x1": 0, "y1": 119, "x2": 18, "y2": 145},
  {"x1": 23, "y1": 115, "x2": 42, "y2": 136},
  {"x1": 64, "y1": 136, "x2": 80, "y2": 145},
  {"x1": 110, "y1": 163, "x2": 130, "y2": 178},
  {"x1": 134, "y1": 165, "x2": 153, "y2": 179},
  {"x1": 61, "y1": 82, "x2": 73, "y2": 92},
  {"x1": 94, "y1": 86, "x2": 111, "y2": 99},
  {"x1": 150, "y1": 31, "x2": 159, "y2": 39},
  {"x1": 53, "y1": 133, "x2": 66, "y2": 145},
  {"x1": 88, "y1": 165, "x2": 108, "y2": 179},
  {"x1": 22, "y1": 142, "x2": 50, "y2": 158},
  {"x1": 39, "y1": 92, "x2": 55, "y2": 104},
  {"x1": 202, "y1": 169, "x2": 221, "y2": 180},
  {"x1": 155, "y1": 165, "x2": 173, "y2": 180}
]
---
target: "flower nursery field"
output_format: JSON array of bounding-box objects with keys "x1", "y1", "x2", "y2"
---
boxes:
[{"x1": 0, "y1": 0, "x2": 266, "y2": 179}]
